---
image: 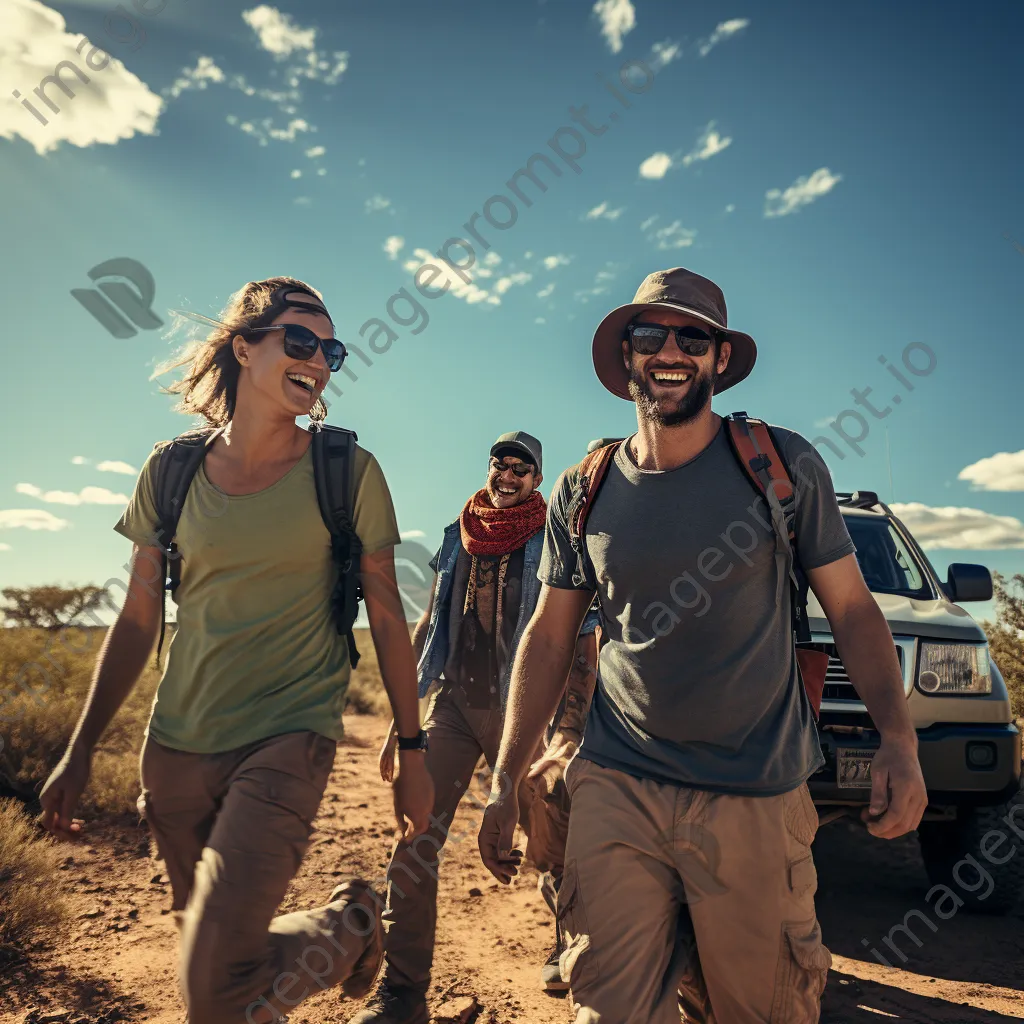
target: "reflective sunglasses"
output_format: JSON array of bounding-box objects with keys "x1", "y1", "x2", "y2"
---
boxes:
[
  {"x1": 244, "y1": 323, "x2": 348, "y2": 373},
  {"x1": 489, "y1": 457, "x2": 535, "y2": 478},
  {"x1": 626, "y1": 322, "x2": 716, "y2": 357}
]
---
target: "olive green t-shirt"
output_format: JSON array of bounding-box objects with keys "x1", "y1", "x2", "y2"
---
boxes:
[{"x1": 115, "y1": 440, "x2": 400, "y2": 753}]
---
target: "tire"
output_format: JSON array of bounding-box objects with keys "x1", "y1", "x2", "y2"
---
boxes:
[{"x1": 917, "y1": 782, "x2": 1024, "y2": 915}]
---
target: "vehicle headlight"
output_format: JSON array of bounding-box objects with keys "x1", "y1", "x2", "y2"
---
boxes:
[{"x1": 918, "y1": 642, "x2": 991, "y2": 695}]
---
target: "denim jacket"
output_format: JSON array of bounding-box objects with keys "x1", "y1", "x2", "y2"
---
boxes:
[{"x1": 417, "y1": 518, "x2": 599, "y2": 710}]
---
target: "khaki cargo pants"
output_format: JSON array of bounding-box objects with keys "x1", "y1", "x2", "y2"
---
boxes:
[
  {"x1": 559, "y1": 757, "x2": 830, "y2": 1024},
  {"x1": 139, "y1": 730, "x2": 380, "y2": 1024}
]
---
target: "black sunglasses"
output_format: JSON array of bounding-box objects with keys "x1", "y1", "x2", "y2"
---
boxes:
[
  {"x1": 626, "y1": 322, "x2": 716, "y2": 357},
  {"x1": 489, "y1": 457, "x2": 534, "y2": 478},
  {"x1": 246, "y1": 323, "x2": 348, "y2": 373}
]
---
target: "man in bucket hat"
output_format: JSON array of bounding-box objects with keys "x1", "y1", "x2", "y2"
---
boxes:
[{"x1": 479, "y1": 268, "x2": 927, "y2": 1023}]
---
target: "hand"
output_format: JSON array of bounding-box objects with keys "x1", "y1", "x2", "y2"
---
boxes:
[
  {"x1": 392, "y1": 751, "x2": 433, "y2": 842},
  {"x1": 39, "y1": 746, "x2": 90, "y2": 840},
  {"x1": 379, "y1": 727, "x2": 398, "y2": 783},
  {"x1": 861, "y1": 734, "x2": 927, "y2": 839},
  {"x1": 527, "y1": 732, "x2": 579, "y2": 782},
  {"x1": 478, "y1": 788, "x2": 523, "y2": 885}
]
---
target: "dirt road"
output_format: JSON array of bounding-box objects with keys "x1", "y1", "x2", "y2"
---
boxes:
[{"x1": 3, "y1": 713, "x2": 1023, "y2": 1023}]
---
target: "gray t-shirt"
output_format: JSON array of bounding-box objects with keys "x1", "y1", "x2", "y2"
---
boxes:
[{"x1": 539, "y1": 422, "x2": 855, "y2": 795}]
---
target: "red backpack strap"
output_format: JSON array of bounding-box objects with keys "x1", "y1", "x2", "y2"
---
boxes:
[
  {"x1": 725, "y1": 413, "x2": 828, "y2": 717},
  {"x1": 567, "y1": 442, "x2": 620, "y2": 588}
]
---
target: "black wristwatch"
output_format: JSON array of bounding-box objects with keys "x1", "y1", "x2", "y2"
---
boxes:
[{"x1": 397, "y1": 729, "x2": 429, "y2": 752}]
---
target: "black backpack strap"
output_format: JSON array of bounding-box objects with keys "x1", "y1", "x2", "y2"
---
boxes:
[
  {"x1": 310, "y1": 425, "x2": 364, "y2": 669},
  {"x1": 151, "y1": 426, "x2": 222, "y2": 665}
]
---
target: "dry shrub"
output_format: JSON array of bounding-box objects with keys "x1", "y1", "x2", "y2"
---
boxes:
[
  {"x1": 0, "y1": 798, "x2": 69, "y2": 953},
  {"x1": 0, "y1": 627, "x2": 158, "y2": 816}
]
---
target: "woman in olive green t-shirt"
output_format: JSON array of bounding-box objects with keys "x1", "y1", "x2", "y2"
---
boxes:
[{"x1": 39, "y1": 276, "x2": 434, "y2": 1023}]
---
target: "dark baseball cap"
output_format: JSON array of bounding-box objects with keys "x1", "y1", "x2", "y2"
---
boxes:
[
  {"x1": 490, "y1": 430, "x2": 542, "y2": 474},
  {"x1": 587, "y1": 437, "x2": 624, "y2": 454}
]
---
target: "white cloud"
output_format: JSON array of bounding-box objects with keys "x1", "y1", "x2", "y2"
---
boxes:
[
  {"x1": 0, "y1": 508, "x2": 70, "y2": 531},
  {"x1": 15, "y1": 483, "x2": 128, "y2": 506},
  {"x1": 0, "y1": 543, "x2": 10, "y2": 551},
  {"x1": 535, "y1": 317, "x2": 546, "y2": 325},
  {"x1": 305, "y1": 144, "x2": 325, "y2": 158},
  {"x1": 725, "y1": 203, "x2": 736, "y2": 214},
  {"x1": 365, "y1": 194, "x2": 391, "y2": 213},
  {"x1": 585, "y1": 200, "x2": 625, "y2": 221},
  {"x1": 403, "y1": 248, "x2": 497, "y2": 306},
  {"x1": 699, "y1": 18, "x2": 750, "y2": 58},
  {"x1": 96, "y1": 460, "x2": 136, "y2": 475},
  {"x1": 958, "y1": 451, "x2": 1024, "y2": 492},
  {"x1": 0, "y1": 0, "x2": 163, "y2": 155},
  {"x1": 494, "y1": 272, "x2": 532, "y2": 295},
  {"x1": 317, "y1": 167, "x2": 326, "y2": 176},
  {"x1": 537, "y1": 283, "x2": 556, "y2": 299},
  {"x1": 575, "y1": 263, "x2": 622, "y2": 303},
  {"x1": 682, "y1": 121, "x2": 732, "y2": 166},
  {"x1": 593, "y1": 0, "x2": 636, "y2": 53},
  {"x1": 764, "y1": 167, "x2": 842, "y2": 218},
  {"x1": 642, "y1": 217, "x2": 697, "y2": 250},
  {"x1": 383, "y1": 235, "x2": 405, "y2": 260},
  {"x1": 400, "y1": 529, "x2": 425, "y2": 540},
  {"x1": 649, "y1": 39, "x2": 682, "y2": 70},
  {"x1": 542, "y1": 254, "x2": 573, "y2": 270},
  {"x1": 165, "y1": 56, "x2": 225, "y2": 99},
  {"x1": 889, "y1": 503, "x2": 1024, "y2": 550},
  {"x1": 639, "y1": 152, "x2": 673, "y2": 180},
  {"x1": 242, "y1": 5, "x2": 317, "y2": 56},
  {"x1": 290, "y1": 169, "x2": 302, "y2": 178},
  {"x1": 483, "y1": 252, "x2": 502, "y2": 267},
  {"x1": 71, "y1": 456, "x2": 88, "y2": 465}
]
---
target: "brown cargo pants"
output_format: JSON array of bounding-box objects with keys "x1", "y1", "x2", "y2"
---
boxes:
[
  {"x1": 559, "y1": 757, "x2": 831, "y2": 1024},
  {"x1": 381, "y1": 685, "x2": 537, "y2": 991},
  {"x1": 139, "y1": 730, "x2": 380, "y2": 1024}
]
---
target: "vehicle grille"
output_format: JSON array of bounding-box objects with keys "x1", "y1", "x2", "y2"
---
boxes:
[{"x1": 821, "y1": 643, "x2": 903, "y2": 702}]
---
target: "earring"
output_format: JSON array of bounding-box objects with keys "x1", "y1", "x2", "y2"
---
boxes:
[{"x1": 309, "y1": 397, "x2": 328, "y2": 429}]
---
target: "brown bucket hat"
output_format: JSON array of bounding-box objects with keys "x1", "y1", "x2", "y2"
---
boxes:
[{"x1": 592, "y1": 267, "x2": 757, "y2": 399}]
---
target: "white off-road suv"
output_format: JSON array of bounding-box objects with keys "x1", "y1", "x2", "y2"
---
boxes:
[{"x1": 807, "y1": 491, "x2": 1023, "y2": 913}]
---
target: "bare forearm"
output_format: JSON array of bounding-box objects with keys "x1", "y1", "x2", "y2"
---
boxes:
[
  {"x1": 832, "y1": 601, "x2": 916, "y2": 745},
  {"x1": 70, "y1": 617, "x2": 156, "y2": 757},
  {"x1": 412, "y1": 611, "x2": 430, "y2": 662},
  {"x1": 494, "y1": 623, "x2": 576, "y2": 788},
  {"x1": 371, "y1": 617, "x2": 422, "y2": 737}
]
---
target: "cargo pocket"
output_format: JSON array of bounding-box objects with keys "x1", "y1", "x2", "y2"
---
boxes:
[
  {"x1": 770, "y1": 918, "x2": 831, "y2": 1023},
  {"x1": 783, "y1": 783, "x2": 819, "y2": 848},
  {"x1": 556, "y1": 861, "x2": 600, "y2": 993}
]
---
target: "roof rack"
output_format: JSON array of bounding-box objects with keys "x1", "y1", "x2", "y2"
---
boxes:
[{"x1": 836, "y1": 491, "x2": 895, "y2": 515}]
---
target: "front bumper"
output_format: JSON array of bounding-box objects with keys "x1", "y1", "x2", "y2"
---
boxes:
[{"x1": 809, "y1": 722, "x2": 1022, "y2": 806}]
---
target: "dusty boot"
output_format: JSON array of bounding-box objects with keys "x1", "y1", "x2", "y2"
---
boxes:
[
  {"x1": 347, "y1": 980, "x2": 429, "y2": 1024},
  {"x1": 538, "y1": 873, "x2": 568, "y2": 994},
  {"x1": 329, "y1": 879, "x2": 385, "y2": 1000}
]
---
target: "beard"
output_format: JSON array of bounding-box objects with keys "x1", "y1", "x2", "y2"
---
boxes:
[{"x1": 627, "y1": 362, "x2": 716, "y2": 426}]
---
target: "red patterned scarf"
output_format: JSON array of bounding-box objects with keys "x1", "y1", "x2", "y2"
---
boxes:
[{"x1": 459, "y1": 488, "x2": 547, "y2": 556}]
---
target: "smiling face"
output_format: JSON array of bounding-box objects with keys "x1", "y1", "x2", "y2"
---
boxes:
[
  {"x1": 232, "y1": 305, "x2": 334, "y2": 420},
  {"x1": 621, "y1": 307, "x2": 732, "y2": 427},
  {"x1": 485, "y1": 454, "x2": 542, "y2": 509}
]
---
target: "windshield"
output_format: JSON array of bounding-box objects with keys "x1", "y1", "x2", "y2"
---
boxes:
[{"x1": 842, "y1": 514, "x2": 933, "y2": 599}]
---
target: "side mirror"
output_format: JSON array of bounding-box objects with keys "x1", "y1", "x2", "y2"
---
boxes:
[{"x1": 945, "y1": 563, "x2": 993, "y2": 603}]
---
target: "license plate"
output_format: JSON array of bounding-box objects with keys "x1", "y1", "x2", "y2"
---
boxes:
[{"x1": 837, "y1": 748, "x2": 877, "y2": 789}]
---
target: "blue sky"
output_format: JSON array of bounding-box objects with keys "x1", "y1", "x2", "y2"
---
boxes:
[{"x1": 1, "y1": 0, "x2": 1022, "y2": 625}]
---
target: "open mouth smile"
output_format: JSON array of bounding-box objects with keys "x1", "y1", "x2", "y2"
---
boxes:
[
  {"x1": 649, "y1": 370, "x2": 692, "y2": 385},
  {"x1": 496, "y1": 485, "x2": 518, "y2": 496},
  {"x1": 285, "y1": 372, "x2": 319, "y2": 395}
]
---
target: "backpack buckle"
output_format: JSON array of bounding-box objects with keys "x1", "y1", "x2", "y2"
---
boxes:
[{"x1": 748, "y1": 453, "x2": 771, "y2": 473}]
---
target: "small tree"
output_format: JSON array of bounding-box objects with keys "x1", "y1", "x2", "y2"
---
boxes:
[
  {"x1": 0, "y1": 585, "x2": 107, "y2": 631},
  {"x1": 984, "y1": 572, "x2": 1024, "y2": 719}
]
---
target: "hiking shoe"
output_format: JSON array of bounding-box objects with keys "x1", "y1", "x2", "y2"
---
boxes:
[
  {"x1": 347, "y1": 980, "x2": 429, "y2": 1024},
  {"x1": 541, "y1": 944, "x2": 569, "y2": 994},
  {"x1": 328, "y1": 879, "x2": 385, "y2": 1001}
]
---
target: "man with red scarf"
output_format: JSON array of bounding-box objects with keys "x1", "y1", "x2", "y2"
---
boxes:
[{"x1": 352, "y1": 431, "x2": 597, "y2": 1024}]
